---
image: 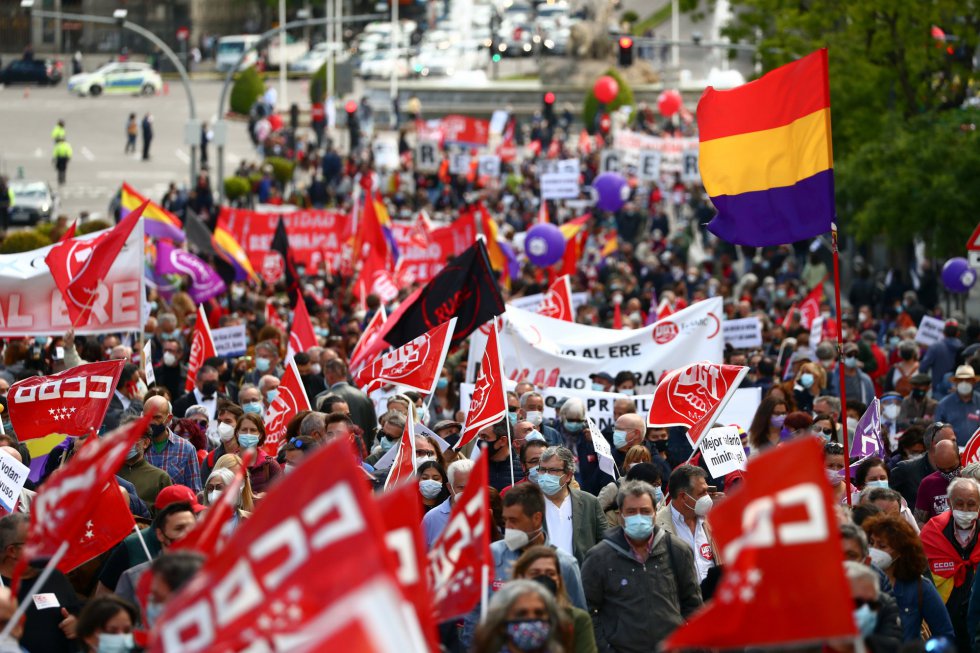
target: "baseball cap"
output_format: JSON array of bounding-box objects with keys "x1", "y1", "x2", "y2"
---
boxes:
[
  {"x1": 589, "y1": 372, "x2": 614, "y2": 384},
  {"x1": 154, "y1": 485, "x2": 206, "y2": 513},
  {"x1": 432, "y1": 419, "x2": 462, "y2": 432}
]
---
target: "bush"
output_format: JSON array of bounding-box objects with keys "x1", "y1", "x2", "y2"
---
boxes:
[
  {"x1": 263, "y1": 157, "x2": 295, "y2": 185},
  {"x1": 308, "y1": 61, "x2": 336, "y2": 105},
  {"x1": 230, "y1": 66, "x2": 266, "y2": 116},
  {"x1": 582, "y1": 68, "x2": 636, "y2": 134},
  {"x1": 34, "y1": 222, "x2": 54, "y2": 238},
  {"x1": 0, "y1": 229, "x2": 52, "y2": 254},
  {"x1": 621, "y1": 10, "x2": 639, "y2": 24},
  {"x1": 224, "y1": 176, "x2": 252, "y2": 201},
  {"x1": 77, "y1": 219, "x2": 112, "y2": 235}
]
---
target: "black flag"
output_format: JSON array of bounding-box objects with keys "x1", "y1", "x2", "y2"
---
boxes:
[
  {"x1": 271, "y1": 216, "x2": 300, "y2": 299},
  {"x1": 382, "y1": 239, "x2": 505, "y2": 349}
]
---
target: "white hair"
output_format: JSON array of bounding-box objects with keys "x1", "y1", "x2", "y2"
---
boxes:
[
  {"x1": 447, "y1": 458, "x2": 475, "y2": 487},
  {"x1": 558, "y1": 397, "x2": 585, "y2": 420},
  {"x1": 948, "y1": 477, "x2": 980, "y2": 499},
  {"x1": 843, "y1": 560, "x2": 879, "y2": 594}
]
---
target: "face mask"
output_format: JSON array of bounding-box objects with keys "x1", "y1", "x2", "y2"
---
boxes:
[
  {"x1": 844, "y1": 356, "x2": 858, "y2": 369},
  {"x1": 201, "y1": 381, "x2": 219, "y2": 397},
  {"x1": 693, "y1": 495, "x2": 713, "y2": 518},
  {"x1": 563, "y1": 420, "x2": 583, "y2": 433},
  {"x1": 162, "y1": 351, "x2": 177, "y2": 366},
  {"x1": 953, "y1": 510, "x2": 978, "y2": 529},
  {"x1": 311, "y1": 363, "x2": 322, "y2": 376},
  {"x1": 207, "y1": 489, "x2": 222, "y2": 505},
  {"x1": 906, "y1": 452, "x2": 926, "y2": 462},
  {"x1": 97, "y1": 632, "x2": 135, "y2": 653},
  {"x1": 900, "y1": 350, "x2": 914, "y2": 361},
  {"x1": 149, "y1": 423, "x2": 167, "y2": 438},
  {"x1": 865, "y1": 479, "x2": 889, "y2": 490},
  {"x1": 238, "y1": 433, "x2": 260, "y2": 449},
  {"x1": 526, "y1": 465, "x2": 540, "y2": 485},
  {"x1": 941, "y1": 468, "x2": 960, "y2": 482},
  {"x1": 623, "y1": 513, "x2": 654, "y2": 540},
  {"x1": 652, "y1": 439, "x2": 669, "y2": 453},
  {"x1": 957, "y1": 382, "x2": 975, "y2": 396},
  {"x1": 911, "y1": 389, "x2": 927, "y2": 400},
  {"x1": 889, "y1": 336, "x2": 900, "y2": 347},
  {"x1": 255, "y1": 357, "x2": 271, "y2": 372},
  {"x1": 618, "y1": 387, "x2": 635, "y2": 396},
  {"x1": 613, "y1": 429, "x2": 629, "y2": 449},
  {"x1": 882, "y1": 404, "x2": 900, "y2": 420},
  {"x1": 854, "y1": 604, "x2": 877, "y2": 638},
  {"x1": 314, "y1": 326, "x2": 330, "y2": 337},
  {"x1": 266, "y1": 389, "x2": 279, "y2": 404},
  {"x1": 770, "y1": 414, "x2": 786, "y2": 429},
  {"x1": 218, "y1": 422, "x2": 236, "y2": 442},
  {"x1": 654, "y1": 485, "x2": 664, "y2": 504},
  {"x1": 847, "y1": 417, "x2": 858, "y2": 434},
  {"x1": 504, "y1": 527, "x2": 538, "y2": 551},
  {"x1": 145, "y1": 601, "x2": 163, "y2": 628},
  {"x1": 532, "y1": 574, "x2": 558, "y2": 597},
  {"x1": 126, "y1": 443, "x2": 141, "y2": 461},
  {"x1": 868, "y1": 547, "x2": 893, "y2": 570},
  {"x1": 508, "y1": 412, "x2": 518, "y2": 426},
  {"x1": 799, "y1": 373, "x2": 815, "y2": 389},
  {"x1": 505, "y1": 619, "x2": 551, "y2": 652},
  {"x1": 437, "y1": 378, "x2": 449, "y2": 390},
  {"x1": 537, "y1": 474, "x2": 563, "y2": 497},
  {"x1": 525, "y1": 411, "x2": 543, "y2": 427},
  {"x1": 419, "y1": 479, "x2": 443, "y2": 499},
  {"x1": 591, "y1": 383, "x2": 605, "y2": 391},
  {"x1": 380, "y1": 436, "x2": 397, "y2": 452},
  {"x1": 243, "y1": 401, "x2": 264, "y2": 415}
]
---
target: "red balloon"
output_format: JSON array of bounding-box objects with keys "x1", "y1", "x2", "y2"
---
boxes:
[
  {"x1": 267, "y1": 113, "x2": 284, "y2": 131},
  {"x1": 657, "y1": 89, "x2": 683, "y2": 117},
  {"x1": 593, "y1": 76, "x2": 620, "y2": 104}
]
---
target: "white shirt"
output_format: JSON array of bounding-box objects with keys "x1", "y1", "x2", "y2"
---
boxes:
[
  {"x1": 193, "y1": 388, "x2": 218, "y2": 419},
  {"x1": 114, "y1": 389, "x2": 131, "y2": 411},
  {"x1": 670, "y1": 505, "x2": 715, "y2": 582},
  {"x1": 545, "y1": 493, "x2": 573, "y2": 557}
]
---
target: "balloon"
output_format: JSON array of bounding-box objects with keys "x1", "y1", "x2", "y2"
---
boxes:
[
  {"x1": 593, "y1": 76, "x2": 619, "y2": 104},
  {"x1": 524, "y1": 223, "x2": 566, "y2": 268},
  {"x1": 941, "y1": 257, "x2": 978, "y2": 293},
  {"x1": 267, "y1": 113, "x2": 284, "y2": 131},
  {"x1": 593, "y1": 172, "x2": 629, "y2": 212},
  {"x1": 657, "y1": 89, "x2": 683, "y2": 117}
]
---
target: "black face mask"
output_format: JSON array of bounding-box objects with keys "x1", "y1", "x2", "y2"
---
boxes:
[
  {"x1": 652, "y1": 439, "x2": 669, "y2": 453},
  {"x1": 149, "y1": 423, "x2": 167, "y2": 438},
  {"x1": 218, "y1": 368, "x2": 232, "y2": 383},
  {"x1": 531, "y1": 574, "x2": 558, "y2": 597},
  {"x1": 900, "y1": 351, "x2": 914, "y2": 361},
  {"x1": 201, "y1": 381, "x2": 219, "y2": 397},
  {"x1": 911, "y1": 389, "x2": 927, "y2": 400}
]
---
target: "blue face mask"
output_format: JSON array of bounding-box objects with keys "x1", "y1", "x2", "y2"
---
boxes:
[
  {"x1": 654, "y1": 486, "x2": 664, "y2": 504},
  {"x1": 266, "y1": 389, "x2": 279, "y2": 404},
  {"x1": 526, "y1": 465, "x2": 540, "y2": 485},
  {"x1": 854, "y1": 604, "x2": 877, "y2": 638},
  {"x1": 436, "y1": 377, "x2": 449, "y2": 390},
  {"x1": 238, "y1": 433, "x2": 260, "y2": 449},
  {"x1": 623, "y1": 514, "x2": 654, "y2": 541},
  {"x1": 865, "y1": 479, "x2": 889, "y2": 490},
  {"x1": 591, "y1": 383, "x2": 605, "y2": 391},
  {"x1": 618, "y1": 388, "x2": 635, "y2": 396},
  {"x1": 145, "y1": 601, "x2": 163, "y2": 628},
  {"x1": 380, "y1": 436, "x2": 396, "y2": 451},
  {"x1": 613, "y1": 429, "x2": 629, "y2": 449},
  {"x1": 564, "y1": 420, "x2": 584, "y2": 433},
  {"x1": 314, "y1": 326, "x2": 330, "y2": 337},
  {"x1": 255, "y1": 357, "x2": 271, "y2": 372},
  {"x1": 537, "y1": 473, "x2": 563, "y2": 497},
  {"x1": 799, "y1": 373, "x2": 815, "y2": 389},
  {"x1": 243, "y1": 401, "x2": 264, "y2": 415},
  {"x1": 508, "y1": 412, "x2": 518, "y2": 426},
  {"x1": 97, "y1": 632, "x2": 134, "y2": 653}
]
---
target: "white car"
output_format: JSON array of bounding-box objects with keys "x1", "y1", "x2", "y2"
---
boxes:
[
  {"x1": 289, "y1": 42, "x2": 347, "y2": 74},
  {"x1": 358, "y1": 51, "x2": 411, "y2": 79},
  {"x1": 68, "y1": 61, "x2": 162, "y2": 97}
]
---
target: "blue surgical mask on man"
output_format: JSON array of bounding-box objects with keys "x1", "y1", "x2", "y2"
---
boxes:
[
  {"x1": 564, "y1": 420, "x2": 583, "y2": 433},
  {"x1": 537, "y1": 473, "x2": 563, "y2": 497},
  {"x1": 243, "y1": 401, "x2": 263, "y2": 415},
  {"x1": 255, "y1": 357, "x2": 271, "y2": 372},
  {"x1": 623, "y1": 514, "x2": 654, "y2": 540},
  {"x1": 613, "y1": 429, "x2": 629, "y2": 449}
]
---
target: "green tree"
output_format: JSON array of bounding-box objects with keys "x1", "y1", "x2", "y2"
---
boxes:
[
  {"x1": 230, "y1": 66, "x2": 266, "y2": 116},
  {"x1": 686, "y1": 0, "x2": 980, "y2": 256}
]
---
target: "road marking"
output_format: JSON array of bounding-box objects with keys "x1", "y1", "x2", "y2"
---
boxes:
[
  {"x1": 34, "y1": 148, "x2": 43, "y2": 158},
  {"x1": 81, "y1": 147, "x2": 95, "y2": 161},
  {"x1": 175, "y1": 149, "x2": 190, "y2": 164}
]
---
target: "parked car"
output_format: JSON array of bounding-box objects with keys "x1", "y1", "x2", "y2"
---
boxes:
[
  {"x1": 358, "y1": 50, "x2": 411, "y2": 79},
  {"x1": 68, "y1": 61, "x2": 162, "y2": 96},
  {"x1": 0, "y1": 59, "x2": 63, "y2": 85},
  {"x1": 266, "y1": 33, "x2": 310, "y2": 68},
  {"x1": 216, "y1": 34, "x2": 262, "y2": 72},
  {"x1": 289, "y1": 42, "x2": 347, "y2": 74},
  {"x1": 8, "y1": 180, "x2": 56, "y2": 225}
]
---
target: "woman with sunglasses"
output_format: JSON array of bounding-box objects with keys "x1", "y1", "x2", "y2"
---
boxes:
[{"x1": 810, "y1": 412, "x2": 840, "y2": 444}]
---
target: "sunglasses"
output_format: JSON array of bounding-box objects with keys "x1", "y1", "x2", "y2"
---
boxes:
[{"x1": 853, "y1": 598, "x2": 880, "y2": 611}]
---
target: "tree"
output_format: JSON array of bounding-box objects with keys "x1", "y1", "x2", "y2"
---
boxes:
[
  {"x1": 230, "y1": 66, "x2": 266, "y2": 116},
  {"x1": 686, "y1": 0, "x2": 980, "y2": 256}
]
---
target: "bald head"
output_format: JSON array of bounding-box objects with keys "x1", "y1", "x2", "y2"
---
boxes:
[
  {"x1": 615, "y1": 413, "x2": 646, "y2": 450},
  {"x1": 613, "y1": 398, "x2": 637, "y2": 420},
  {"x1": 935, "y1": 439, "x2": 960, "y2": 472},
  {"x1": 0, "y1": 446, "x2": 21, "y2": 464},
  {"x1": 144, "y1": 395, "x2": 172, "y2": 419}
]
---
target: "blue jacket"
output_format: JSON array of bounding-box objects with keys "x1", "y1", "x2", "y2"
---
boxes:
[
  {"x1": 934, "y1": 391, "x2": 980, "y2": 446},
  {"x1": 920, "y1": 337, "x2": 963, "y2": 392},
  {"x1": 891, "y1": 576, "x2": 954, "y2": 643}
]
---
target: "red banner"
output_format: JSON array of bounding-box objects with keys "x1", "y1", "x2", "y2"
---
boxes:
[
  {"x1": 354, "y1": 317, "x2": 456, "y2": 396},
  {"x1": 8, "y1": 359, "x2": 124, "y2": 440},
  {"x1": 391, "y1": 211, "x2": 478, "y2": 284},
  {"x1": 647, "y1": 362, "x2": 748, "y2": 445},
  {"x1": 287, "y1": 298, "x2": 317, "y2": 360},
  {"x1": 263, "y1": 359, "x2": 311, "y2": 456},
  {"x1": 538, "y1": 275, "x2": 573, "y2": 322},
  {"x1": 440, "y1": 115, "x2": 490, "y2": 146},
  {"x1": 217, "y1": 207, "x2": 351, "y2": 271}
]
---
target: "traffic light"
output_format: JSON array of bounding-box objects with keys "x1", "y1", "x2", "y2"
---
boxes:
[
  {"x1": 542, "y1": 91, "x2": 555, "y2": 123},
  {"x1": 345, "y1": 100, "x2": 360, "y2": 151},
  {"x1": 618, "y1": 36, "x2": 634, "y2": 67}
]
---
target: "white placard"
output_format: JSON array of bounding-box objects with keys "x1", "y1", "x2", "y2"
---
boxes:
[
  {"x1": 372, "y1": 135, "x2": 399, "y2": 171},
  {"x1": 723, "y1": 317, "x2": 763, "y2": 349},
  {"x1": 600, "y1": 150, "x2": 622, "y2": 173},
  {"x1": 477, "y1": 155, "x2": 501, "y2": 178},
  {"x1": 0, "y1": 448, "x2": 29, "y2": 513},
  {"x1": 915, "y1": 315, "x2": 945, "y2": 347},
  {"x1": 449, "y1": 153, "x2": 471, "y2": 175},
  {"x1": 211, "y1": 324, "x2": 248, "y2": 357},
  {"x1": 415, "y1": 140, "x2": 440, "y2": 173},
  {"x1": 540, "y1": 171, "x2": 580, "y2": 200},
  {"x1": 810, "y1": 315, "x2": 825, "y2": 346},
  {"x1": 143, "y1": 340, "x2": 155, "y2": 386},
  {"x1": 638, "y1": 151, "x2": 662, "y2": 181},
  {"x1": 681, "y1": 149, "x2": 700, "y2": 183},
  {"x1": 699, "y1": 426, "x2": 747, "y2": 478},
  {"x1": 587, "y1": 417, "x2": 617, "y2": 479},
  {"x1": 508, "y1": 291, "x2": 589, "y2": 313},
  {"x1": 489, "y1": 110, "x2": 509, "y2": 135}
]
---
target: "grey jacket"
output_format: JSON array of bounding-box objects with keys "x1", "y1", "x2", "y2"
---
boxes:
[{"x1": 582, "y1": 526, "x2": 703, "y2": 653}]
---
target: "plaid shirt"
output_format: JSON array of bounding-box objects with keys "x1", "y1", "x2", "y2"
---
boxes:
[{"x1": 145, "y1": 431, "x2": 202, "y2": 493}]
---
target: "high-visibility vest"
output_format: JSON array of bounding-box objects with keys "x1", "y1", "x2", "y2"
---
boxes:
[{"x1": 53, "y1": 141, "x2": 72, "y2": 159}]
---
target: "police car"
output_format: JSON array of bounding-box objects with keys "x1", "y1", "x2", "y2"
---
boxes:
[{"x1": 68, "y1": 61, "x2": 163, "y2": 97}]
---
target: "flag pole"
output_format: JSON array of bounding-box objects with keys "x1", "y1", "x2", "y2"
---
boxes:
[
  {"x1": 831, "y1": 223, "x2": 853, "y2": 506},
  {"x1": 505, "y1": 411, "x2": 515, "y2": 488},
  {"x1": 133, "y1": 524, "x2": 153, "y2": 563},
  {"x1": 1, "y1": 541, "x2": 69, "y2": 639}
]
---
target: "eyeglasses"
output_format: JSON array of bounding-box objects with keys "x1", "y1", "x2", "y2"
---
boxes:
[
  {"x1": 194, "y1": 420, "x2": 208, "y2": 429},
  {"x1": 289, "y1": 438, "x2": 308, "y2": 449},
  {"x1": 812, "y1": 427, "x2": 834, "y2": 436},
  {"x1": 853, "y1": 598, "x2": 880, "y2": 611},
  {"x1": 538, "y1": 467, "x2": 565, "y2": 476}
]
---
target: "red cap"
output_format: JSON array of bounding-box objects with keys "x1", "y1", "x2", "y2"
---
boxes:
[{"x1": 154, "y1": 485, "x2": 205, "y2": 513}]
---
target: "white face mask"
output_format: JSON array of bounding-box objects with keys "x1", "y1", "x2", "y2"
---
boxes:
[
  {"x1": 525, "y1": 411, "x2": 543, "y2": 427},
  {"x1": 217, "y1": 422, "x2": 236, "y2": 442},
  {"x1": 882, "y1": 404, "x2": 900, "y2": 421},
  {"x1": 953, "y1": 510, "x2": 979, "y2": 530},
  {"x1": 207, "y1": 489, "x2": 222, "y2": 505},
  {"x1": 503, "y1": 527, "x2": 539, "y2": 552},
  {"x1": 162, "y1": 351, "x2": 177, "y2": 366},
  {"x1": 957, "y1": 382, "x2": 975, "y2": 396},
  {"x1": 694, "y1": 495, "x2": 713, "y2": 518},
  {"x1": 868, "y1": 547, "x2": 893, "y2": 570}
]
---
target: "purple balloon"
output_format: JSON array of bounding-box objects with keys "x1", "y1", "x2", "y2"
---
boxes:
[
  {"x1": 524, "y1": 223, "x2": 566, "y2": 268},
  {"x1": 942, "y1": 257, "x2": 978, "y2": 293},
  {"x1": 593, "y1": 172, "x2": 629, "y2": 212}
]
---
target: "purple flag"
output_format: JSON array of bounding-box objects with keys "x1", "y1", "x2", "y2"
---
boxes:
[
  {"x1": 156, "y1": 241, "x2": 227, "y2": 303},
  {"x1": 849, "y1": 398, "x2": 882, "y2": 459}
]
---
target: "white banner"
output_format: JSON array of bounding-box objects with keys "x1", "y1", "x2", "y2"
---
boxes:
[
  {"x1": 0, "y1": 448, "x2": 29, "y2": 513},
  {"x1": 699, "y1": 426, "x2": 748, "y2": 478},
  {"x1": 915, "y1": 315, "x2": 945, "y2": 347},
  {"x1": 212, "y1": 324, "x2": 248, "y2": 357},
  {"x1": 540, "y1": 172, "x2": 580, "y2": 200},
  {"x1": 723, "y1": 317, "x2": 763, "y2": 349},
  {"x1": 507, "y1": 291, "x2": 589, "y2": 314},
  {"x1": 0, "y1": 220, "x2": 145, "y2": 336}
]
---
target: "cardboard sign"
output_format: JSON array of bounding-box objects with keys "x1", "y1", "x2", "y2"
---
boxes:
[
  {"x1": 477, "y1": 155, "x2": 501, "y2": 178},
  {"x1": 600, "y1": 150, "x2": 622, "y2": 173},
  {"x1": 638, "y1": 151, "x2": 662, "y2": 181},
  {"x1": 699, "y1": 426, "x2": 748, "y2": 478},
  {"x1": 0, "y1": 448, "x2": 29, "y2": 513},
  {"x1": 723, "y1": 317, "x2": 763, "y2": 349},
  {"x1": 449, "y1": 153, "x2": 471, "y2": 175},
  {"x1": 143, "y1": 340, "x2": 155, "y2": 386},
  {"x1": 540, "y1": 171, "x2": 580, "y2": 200},
  {"x1": 211, "y1": 324, "x2": 248, "y2": 357},
  {"x1": 915, "y1": 315, "x2": 945, "y2": 347},
  {"x1": 372, "y1": 136, "x2": 399, "y2": 171},
  {"x1": 415, "y1": 140, "x2": 440, "y2": 173},
  {"x1": 681, "y1": 149, "x2": 701, "y2": 183}
]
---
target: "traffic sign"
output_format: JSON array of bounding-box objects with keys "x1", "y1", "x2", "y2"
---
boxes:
[
  {"x1": 176, "y1": 26, "x2": 189, "y2": 41},
  {"x1": 967, "y1": 223, "x2": 980, "y2": 268}
]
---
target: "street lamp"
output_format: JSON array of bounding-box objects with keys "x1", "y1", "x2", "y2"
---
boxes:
[
  {"x1": 112, "y1": 8, "x2": 127, "y2": 21},
  {"x1": 20, "y1": 0, "x2": 34, "y2": 9}
]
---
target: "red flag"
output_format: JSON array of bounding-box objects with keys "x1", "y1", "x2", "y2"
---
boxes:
[
  {"x1": 58, "y1": 478, "x2": 135, "y2": 573},
  {"x1": 266, "y1": 300, "x2": 287, "y2": 332},
  {"x1": 376, "y1": 477, "x2": 440, "y2": 653},
  {"x1": 286, "y1": 298, "x2": 317, "y2": 361},
  {"x1": 408, "y1": 210, "x2": 433, "y2": 249},
  {"x1": 59, "y1": 220, "x2": 77, "y2": 242},
  {"x1": 354, "y1": 318, "x2": 456, "y2": 396},
  {"x1": 781, "y1": 302, "x2": 798, "y2": 329},
  {"x1": 962, "y1": 427, "x2": 980, "y2": 467},
  {"x1": 172, "y1": 449, "x2": 253, "y2": 556},
  {"x1": 7, "y1": 360, "x2": 125, "y2": 441},
  {"x1": 184, "y1": 305, "x2": 216, "y2": 393},
  {"x1": 149, "y1": 439, "x2": 427, "y2": 653},
  {"x1": 457, "y1": 321, "x2": 507, "y2": 449},
  {"x1": 537, "y1": 275, "x2": 573, "y2": 322},
  {"x1": 354, "y1": 245, "x2": 399, "y2": 303},
  {"x1": 350, "y1": 305, "x2": 387, "y2": 373},
  {"x1": 45, "y1": 200, "x2": 145, "y2": 326},
  {"x1": 429, "y1": 455, "x2": 491, "y2": 622},
  {"x1": 263, "y1": 359, "x2": 310, "y2": 456},
  {"x1": 384, "y1": 419, "x2": 417, "y2": 492},
  {"x1": 17, "y1": 412, "x2": 153, "y2": 585},
  {"x1": 656, "y1": 297, "x2": 675, "y2": 321},
  {"x1": 663, "y1": 438, "x2": 857, "y2": 650},
  {"x1": 613, "y1": 299, "x2": 623, "y2": 329},
  {"x1": 798, "y1": 283, "x2": 824, "y2": 329},
  {"x1": 647, "y1": 362, "x2": 748, "y2": 446}
]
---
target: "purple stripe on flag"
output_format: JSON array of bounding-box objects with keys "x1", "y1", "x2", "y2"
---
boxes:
[
  {"x1": 144, "y1": 218, "x2": 186, "y2": 243},
  {"x1": 498, "y1": 240, "x2": 520, "y2": 280},
  {"x1": 849, "y1": 398, "x2": 882, "y2": 459},
  {"x1": 156, "y1": 241, "x2": 227, "y2": 303},
  {"x1": 706, "y1": 168, "x2": 835, "y2": 247}
]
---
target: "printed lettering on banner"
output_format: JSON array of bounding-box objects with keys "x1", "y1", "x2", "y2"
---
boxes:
[
  {"x1": 415, "y1": 141, "x2": 440, "y2": 173},
  {"x1": 613, "y1": 131, "x2": 699, "y2": 176},
  {"x1": 372, "y1": 136, "x2": 400, "y2": 171},
  {"x1": 699, "y1": 426, "x2": 748, "y2": 478},
  {"x1": 217, "y1": 207, "x2": 352, "y2": 271},
  {"x1": 449, "y1": 153, "x2": 471, "y2": 175},
  {"x1": 540, "y1": 171, "x2": 580, "y2": 200},
  {"x1": 0, "y1": 448, "x2": 29, "y2": 513},
  {"x1": 211, "y1": 324, "x2": 248, "y2": 357},
  {"x1": 915, "y1": 315, "x2": 945, "y2": 347},
  {"x1": 600, "y1": 150, "x2": 622, "y2": 173},
  {"x1": 638, "y1": 151, "x2": 662, "y2": 181},
  {"x1": 723, "y1": 317, "x2": 763, "y2": 349},
  {"x1": 809, "y1": 315, "x2": 825, "y2": 346},
  {"x1": 507, "y1": 291, "x2": 588, "y2": 314},
  {"x1": 681, "y1": 149, "x2": 701, "y2": 183},
  {"x1": 477, "y1": 155, "x2": 501, "y2": 178}
]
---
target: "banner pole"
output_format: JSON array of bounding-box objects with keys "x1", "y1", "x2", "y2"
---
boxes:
[
  {"x1": 133, "y1": 524, "x2": 153, "y2": 563},
  {"x1": 831, "y1": 224, "x2": 852, "y2": 506},
  {"x1": 2, "y1": 541, "x2": 69, "y2": 639},
  {"x1": 505, "y1": 412, "x2": 515, "y2": 488},
  {"x1": 479, "y1": 563, "x2": 489, "y2": 622}
]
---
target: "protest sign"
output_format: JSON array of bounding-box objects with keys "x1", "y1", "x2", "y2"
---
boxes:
[
  {"x1": 540, "y1": 171, "x2": 580, "y2": 199},
  {"x1": 699, "y1": 426, "x2": 748, "y2": 478},
  {"x1": 449, "y1": 152, "x2": 471, "y2": 175},
  {"x1": 217, "y1": 206, "x2": 352, "y2": 271},
  {"x1": 612, "y1": 131, "x2": 699, "y2": 177},
  {"x1": 440, "y1": 115, "x2": 490, "y2": 146},
  {"x1": 599, "y1": 150, "x2": 622, "y2": 173},
  {"x1": 415, "y1": 141, "x2": 440, "y2": 173},
  {"x1": 638, "y1": 151, "x2": 662, "y2": 181},
  {"x1": 681, "y1": 149, "x2": 701, "y2": 183},
  {"x1": 0, "y1": 447, "x2": 30, "y2": 513},
  {"x1": 372, "y1": 135, "x2": 400, "y2": 171},
  {"x1": 143, "y1": 340, "x2": 155, "y2": 386},
  {"x1": 211, "y1": 324, "x2": 248, "y2": 357},
  {"x1": 489, "y1": 110, "x2": 509, "y2": 135},
  {"x1": 477, "y1": 155, "x2": 501, "y2": 178},
  {"x1": 508, "y1": 291, "x2": 589, "y2": 314},
  {"x1": 723, "y1": 317, "x2": 763, "y2": 349},
  {"x1": 915, "y1": 315, "x2": 945, "y2": 347}
]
